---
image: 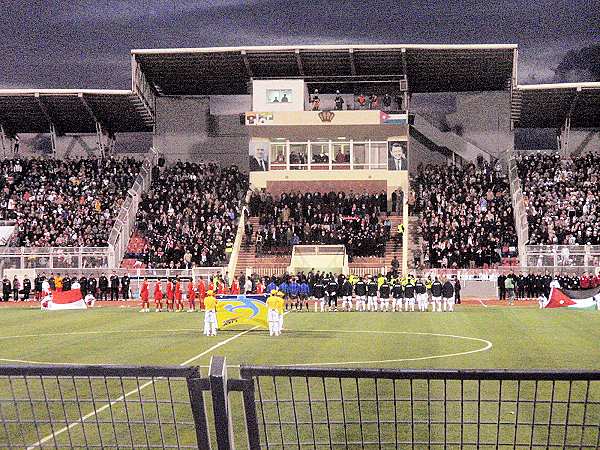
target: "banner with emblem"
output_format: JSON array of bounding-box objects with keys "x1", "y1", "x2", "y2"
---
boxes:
[{"x1": 216, "y1": 294, "x2": 269, "y2": 329}]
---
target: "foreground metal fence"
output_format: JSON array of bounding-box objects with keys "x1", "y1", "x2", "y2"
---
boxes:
[{"x1": 0, "y1": 358, "x2": 599, "y2": 449}]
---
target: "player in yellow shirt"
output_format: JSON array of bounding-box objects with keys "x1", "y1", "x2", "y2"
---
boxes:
[
  {"x1": 203, "y1": 290, "x2": 218, "y2": 336},
  {"x1": 276, "y1": 291, "x2": 285, "y2": 336},
  {"x1": 266, "y1": 290, "x2": 280, "y2": 336}
]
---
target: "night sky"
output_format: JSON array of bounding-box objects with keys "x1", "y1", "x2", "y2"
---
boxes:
[{"x1": 0, "y1": 0, "x2": 598, "y2": 89}]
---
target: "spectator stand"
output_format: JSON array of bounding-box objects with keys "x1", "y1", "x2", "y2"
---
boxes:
[
  {"x1": 0, "y1": 149, "x2": 158, "y2": 279},
  {"x1": 411, "y1": 160, "x2": 518, "y2": 269},
  {"x1": 127, "y1": 162, "x2": 248, "y2": 270},
  {"x1": 511, "y1": 82, "x2": 600, "y2": 267},
  {"x1": 510, "y1": 150, "x2": 600, "y2": 267}
]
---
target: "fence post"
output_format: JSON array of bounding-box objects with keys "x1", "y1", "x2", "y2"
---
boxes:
[
  {"x1": 186, "y1": 370, "x2": 212, "y2": 450},
  {"x1": 209, "y1": 356, "x2": 235, "y2": 450},
  {"x1": 239, "y1": 369, "x2": 261, "y2": 450}
]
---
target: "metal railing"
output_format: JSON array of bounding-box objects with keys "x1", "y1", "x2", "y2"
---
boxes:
[
  {"x1": 239, "y1": 363, "x2": 600, "y2": 449},
  {"x1": 2, "y1": 357, "x2": 599, "y2": 449},
  {"x1": 0, "y1": 364, "x2": 209, "y2": 450},
  {"x1": 108, "y1": 146, "x2": 158, "y2": 266},
  {"x1": 0, "y1": 247, "x2": 114, "y2": 279}
]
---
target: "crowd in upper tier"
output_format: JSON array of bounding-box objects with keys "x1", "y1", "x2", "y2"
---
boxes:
[
  {"x1": 248, "y1": 191, "x2": 392, "y2": 260},
  {"x1": 411, "y1": 160, "x2": 518, "y2": 268},
  {"x1": 133, "y1": 162, "x2": 248, "y2": 269},
  {"x1": 0, "y1": 157, "x2": 141, "y2": 247},
  {"x1": 517, "y1": 152, "x2": 600, "y2": 245}
]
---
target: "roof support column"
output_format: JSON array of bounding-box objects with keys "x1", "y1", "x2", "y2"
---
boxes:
[
  {"x1": 80, "y1": 93, "x2": 112, "y2": 156},
  {"x1": 49, "y1": 123, "x2": 57, "y2": 155},
  {"x1": 348, "y1": 48, "x2": 357, "y2": 75},
  {"x1": 560, "y1": 87, "x2": 581, "y2": 156},
  {"x1": 35, "y1": 93, "x2": 60, "y2": 136},
  {"x1": 0, "y1": 124, "x2": 6, "y2": 158},
  {"x1": 559, "y1": 116, "x2": 571, "y2": 157},
  {"x1": 96, "y1": 121, "x2": 108, "y2": 158},
  {"x1": 241, "y1": 50, "x2": 253, "y2": 77},
  {"x1": 295, "y1": 49, "x2": 304, "y2": 76}
]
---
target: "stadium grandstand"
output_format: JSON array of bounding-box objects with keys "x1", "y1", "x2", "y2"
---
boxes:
[{"x1": 0, "y1": 43, "x2": 599, "y2": 449}]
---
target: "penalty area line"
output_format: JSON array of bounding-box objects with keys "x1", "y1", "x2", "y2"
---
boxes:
[{"x1": 26, "y1": 327, "x2": 257, "y2": 450}]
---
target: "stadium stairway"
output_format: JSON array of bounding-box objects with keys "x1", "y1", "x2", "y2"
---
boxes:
[
  {"x1": 406, "y1": 215, "x2": 422, "y2": 270},
  {"x1": 120, "y1": 231, "x2": 148, "y2": 269},
  {"x1": 233, "y1": 217, "x2": 291, "y2": 277}
]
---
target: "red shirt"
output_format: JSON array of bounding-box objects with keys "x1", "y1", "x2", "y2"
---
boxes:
[
  {"x1": 187, "y1": 282, "x2": 195, "y2": 299},
  {"x1": 197, "y1": 280, "x2": 206, "y2": 297},
  {"x1": 166, "y1": 282, "x2": 174, "y2": 300},
  {"x1": 174, "y1": 282, "x2": 182, "y2": 301},
  {"x1": 141, "y1": 281, "x2": 149, "y2": 301},
  {"x1": 580, "y1": 276, "x2": 591, "y2": 289},
  {"x1": 230, "y1": 281, "x2": 240, "y2": 295},
  {"x1": 256, "y1": 283, "x2": 265, "y2": 294},
  {"x1": 153, "y1": 282, "x2": 163, "y2": 301}
]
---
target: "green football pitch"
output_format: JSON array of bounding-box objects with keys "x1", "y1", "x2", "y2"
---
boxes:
[{"x1": 0, "y1": 306, "x2": 599, "y2": 448}]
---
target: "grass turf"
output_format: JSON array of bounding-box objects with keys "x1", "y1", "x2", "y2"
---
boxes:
[{"x1": 0, "y1": 306, "x2": 599, "y2": 448}]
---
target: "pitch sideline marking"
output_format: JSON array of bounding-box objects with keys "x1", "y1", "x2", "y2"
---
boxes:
[
  {"x1": 478, "y1": 299, "x2": 489, "y2": 308},
  {"x1": 282, "y1": 328, "x2": 493, "y2": 366},
  {"x1": 26, "y1": 327, "x2": 258, "y2": 449}
]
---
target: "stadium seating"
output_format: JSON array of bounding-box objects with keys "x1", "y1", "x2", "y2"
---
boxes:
[
  {"x1": 248, "y1": 191, "x2": 390, "y2": 261},
  {"x1": 517, "y1": 152, "x2": 600, "y2": 245},
  {"x1": 130, "y1": 162, "x2": 248, "y2": 269},
  {"x1": 0, "y1": 157, "x2": 141, "y2": 247},
  {"x1": 411, "y1": 161, "x2": 517, "y2": 268}
]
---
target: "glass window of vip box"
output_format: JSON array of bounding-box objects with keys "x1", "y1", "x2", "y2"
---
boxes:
[
  {"x1": 290, "y1": 144, "x2": 308, "y2": 170},
  {"x1": 270, "y1": 143, "x2": 287, "y2": 169},
  {"x1": 310, "y1": 142, "x2": 331, "y2": 169},
  {"x1": 267, "y1": 89, "x2": 292, "y2": 104}
]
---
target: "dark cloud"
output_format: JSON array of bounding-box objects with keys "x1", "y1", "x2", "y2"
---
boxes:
[
  {"x1": 0, "y1": 0, "x2": 597, "y2": 88},
  {"x1": 554, "y1": 45, "x2": 600, "y2": 83}
]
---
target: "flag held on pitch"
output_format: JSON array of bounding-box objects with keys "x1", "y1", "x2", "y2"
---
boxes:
[
  {"x1": 545, "y1": 287, "x2": 600, "y2": 310},
  {"x1": 216, "y1": 294, "x2": 268, "y2": 329}
]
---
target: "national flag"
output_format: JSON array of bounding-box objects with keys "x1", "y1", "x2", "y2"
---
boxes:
[
  {"x1": 380, "y1": 111, "x2": 408, "y2": 125},
  {"x1": 545, "y1": 287, "x2": 600, "y2": 310},
  {"x1": 216, "y1": 294, "x2": 269, "y2": 329},
  {"x1": 41, "y1": 289, "x2": 92, "y2": 310}
]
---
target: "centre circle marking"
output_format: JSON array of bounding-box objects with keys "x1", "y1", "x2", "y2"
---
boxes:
[
  {"x1": 282, "y1": 328, "x2": 493, "y2": 366},
  {"x1": 0, "y1": 328, "x2": 492, "y2": 367}
]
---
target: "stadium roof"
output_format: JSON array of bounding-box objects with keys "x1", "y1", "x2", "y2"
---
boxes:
[
  {"x1": 512, "y1": 82, "x2": 600, "y2": 129},
  {"x1": 131, "y1": 44, "x2": 517, "y2": 95},
  {"x1": 0, "y1": 90, "x2": 154, "y2": 135}
]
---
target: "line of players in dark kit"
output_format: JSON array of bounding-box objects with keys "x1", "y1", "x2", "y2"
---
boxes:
[{"x1": 263, "y1": 272, "x2": 461, "y2": 313}]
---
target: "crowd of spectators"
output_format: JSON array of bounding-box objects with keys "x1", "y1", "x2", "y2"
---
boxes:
[
  {"x1": 135, "y1": 162, "x2": 248, "y2": 269},
  {"x1": 517, "y1": 152, "x2": 600, "y2": 245},
  {"x1": 0, "y1": 157, "x2": 141, "y2": 247},
  {"x1": 248, "y1": 190, "x2": 390, "y2": 260},
  {"x1": 411, "y1": 161, "x2": 517, "y2": 268}
]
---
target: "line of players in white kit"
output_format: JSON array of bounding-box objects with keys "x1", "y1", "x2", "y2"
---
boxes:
[{"x1": 309, "y1": 274, "x2": 456, "y2": 313}]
